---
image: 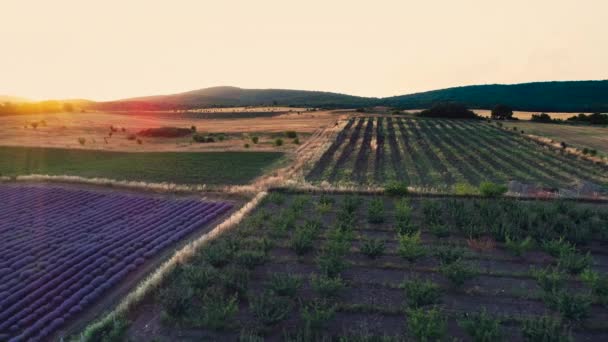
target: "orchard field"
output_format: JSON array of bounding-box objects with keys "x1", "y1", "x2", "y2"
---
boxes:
[
  {"x1": 307, "y1": 117, "x2": 608, "y2": 194},
  {"x1": 119, "y1": 192, "x2": 608, "y2": 341}
]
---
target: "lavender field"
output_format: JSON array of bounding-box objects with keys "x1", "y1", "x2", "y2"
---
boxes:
[{"x1": 0, "y1": 185, "x2": 233, "y2": 341}]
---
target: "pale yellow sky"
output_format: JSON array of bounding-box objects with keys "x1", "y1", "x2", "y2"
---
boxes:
[{"x1": 1, "y1": 0, "x2": 606, "y2": 101}]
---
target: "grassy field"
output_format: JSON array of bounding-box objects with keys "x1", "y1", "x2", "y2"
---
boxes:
[
  {"x1": 0, "y1": 146, "x2": 284, "y2": 185},
  {"x1": 101, "y1": 192, "x2": 608, "y2": 341},
  {"x1": 306, "y1": 117, "x2": 608, "y2": 193},
  {"x1": 499, "y1": 121, "x2": 608, "y2": 157},
  {"x1": 0, "y1": 110, "x2": 341, "y2": 153}
]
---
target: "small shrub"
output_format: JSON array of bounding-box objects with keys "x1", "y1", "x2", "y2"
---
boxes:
[
  {"x1": 198, "y1": 289, "x2": 239, "y2": 330},
  {"x1": 421, "y1": 200, "x2": 442, "y2": 225},
  {"x1": 290, "y1": 226, "x2": 316, "y2": 256},
  {"x1": 85, "y1": 315, "x2": 129, "y2": 342},
  {"x1": 285, "y1": 131, "x2": 298, "y2": 138},
  {"x1": 266, "y1": 192, "x2": 285, "y2": 205},
  {"x1": 580, "y1": 269, "x2": 608, "y2": 305},
  {"x1": 458, "y1": 309, "x2": 503, "y2": 342},
  {"x1": 558, "y1": 251, "x2": 591, "y2": 274},
  {"x1": 249, "y1": 291, "x2": 293, "y2": 325},
  {"x1": 397, "y1": 231, "x2": 425, "y2": 261},
  {"x1": 136, "y1": 138, "x2": 142, "y2": 144},
  {"x1": 406, "y1": 307, "x2": 446, "y2": 342},
  {"x1": 203, "y1": 241, "x2": 234, "y2": 267},
  {"x1": 360, "y1": 238, "x2": 386, "y2": 259},
  {"x1": 220, "y1": 265, "x2": 250, "y2": 296},
  {"x1": 293, "y1": 137, "x2": 300, "y2": 144},
  {"x1": 505, "y1": 235, "x2": 534, "y2": 257},
  {"x1": 78, "y1": 137, "x2": 86, "y2": 145},
  {"x1": 367, "y1": 198, "x2": 385, "y2": 223},
  {"x1": 126, "y1": 134, "x2": 136, "y2": 141},
  {"x1": 251, "y1": 136, "x2": 259, "y2": 144},
  {"x1": 522, "y1": 316, "x2": 572, "y2": 342},
  {"x1": 384, "y1": 181, "x2": 409, "y2": 196},
  {"x1": 429, "y1": 223, "x2": 450, "y2": 238},
  {"x1": 435, "y1": 245, "x2": 465, "y2": 265},
  {"x1": 454, "y1": 182, "x2": 479, "y2": 195},
  {"x1": 403, "y1": 279, "x2": 442, "y2": 308},
  {"x1": 235, "y1": 249, "x2": 267, "y2": 268},
  {"x1": 532, "y1": 267, "x2": 566, "y2": 293},
  {"x1": 190, "y1": 125, "x2": 196, "y2": 132},
  {"x1": 244, "y1": 143, "x2": 250, "y2": 148},
  {"x1": 311, "y1": 274, "x2": 345, "y2": 298},
  {"x1": 440, "y1": 259, "x2": 475, "y2": 287},
  {"x1": 317, "y1": 253, "x2": 347, "y2": 277},
  {"x1": 546, "y1": 291, "x2": 591, "y2": 321},
  {"x1": 267, "y1": 273, "x2": 302, "y2": 298},
  {"x1": 182, "y1": 264, "x2": 218, "y2": 291},
  {"x1": 541, "y1": 237, "x2": 575, "y2": 258},
  {"x1": 159, "y1": 283, "x2": 193, "y2": 319},
  {"x1": 301, "y1": 300, "x2": 336, "y2": 331},
  {"x1": 479, "y1": 182, "x2": 508, "y2": 197},
  {"x1": 275, "y1": 138, "x2": 284, "y2": 146}
]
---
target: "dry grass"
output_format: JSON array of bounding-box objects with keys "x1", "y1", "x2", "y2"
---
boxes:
[
  {"x1": 498, "y1": 121, "x2": 608, "y2": 157},
  {"x1": 0, "y1": 109, "x2": 342, "y2": 153}
]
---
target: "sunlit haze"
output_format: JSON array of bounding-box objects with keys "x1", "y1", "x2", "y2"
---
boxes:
[{"x1": 1, "y1": 0, "x2": 607, "y2": 101}]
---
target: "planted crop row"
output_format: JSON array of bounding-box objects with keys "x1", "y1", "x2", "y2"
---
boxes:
[
  {"x1": 306, "y1": 117, "x2": 608, "y2": 194},
  {"x1": 115, "y1": 193, "x2": 608, "y2": 341},
  {"x1": 0, "y1": 185, "x2": 232, "y2": 341}
]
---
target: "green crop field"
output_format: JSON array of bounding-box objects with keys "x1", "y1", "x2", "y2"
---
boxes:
[
  {"x1": 0, "y1": 146, "x2": 284, "y2": 185},
  {"x1": 100, "y1": 192, "x2": 608, "y2": 341},
  {"x1": 307, "y1": 117, "x2": 608, "y2": 193}
]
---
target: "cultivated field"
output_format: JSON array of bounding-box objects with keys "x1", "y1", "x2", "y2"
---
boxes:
[
  {"x1": 499, "y1": 121, "x2": 608, "y2": 157},
  {"x1": 0, "y1": 146, "x2": 284, "y2": 185},
  {"x1": 0, "y1": 184, "x2": 236, "y2": 341},
  {"x1": 0, "y1": 109, "x2": 341, "y2": 153},
  {"x1": 306, "y1": 117, "x2": 608, "y2": 193},
  {"x1": 120, "y1": 193, "x2": 608, "y2": 341}
]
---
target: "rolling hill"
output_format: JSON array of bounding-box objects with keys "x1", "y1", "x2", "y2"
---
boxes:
[
  {"x1": 3, "y1": 80, "x2": 608, "y2": 114},
  {"x1": 381, "y1": 80, "x2": 608, "y2": 112},
  {"x1": 94, "y1": 81, "x2": 608, "y2": 112}
]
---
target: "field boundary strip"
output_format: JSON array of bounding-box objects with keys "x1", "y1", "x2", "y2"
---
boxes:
[
  {"x1": 0, "y1": 174, "x2": 254, "y2": 194},
  {"x1": 268, "y1": 186, "x2": 608, "y2": 204},
  {"x1": 77, "y1": 191, "x2": 268, "y2": 340}
]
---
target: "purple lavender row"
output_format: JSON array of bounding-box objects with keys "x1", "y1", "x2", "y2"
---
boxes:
[{"x1": 0, "y1": 186, "x2": 232, "y2": 341}]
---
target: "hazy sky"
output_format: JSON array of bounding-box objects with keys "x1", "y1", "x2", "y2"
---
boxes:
[{"x1": 1, "y1": 0, "x2": 606, "y2": 101}]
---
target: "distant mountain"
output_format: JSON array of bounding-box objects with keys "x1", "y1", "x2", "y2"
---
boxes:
[
  {"x1": 381, "y1": 80, "x2": 608, "y2": 112},
  {"x1": 93, "y1": 86, "x2": 377, "y2": 111},
  {"x1": 5, "y1": 80, "x2": 608, "y2": 114}
]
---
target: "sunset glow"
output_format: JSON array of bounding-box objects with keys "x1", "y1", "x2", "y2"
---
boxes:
[{"x1": 1, "y1": 0, "x2": 607, "y2": 100}]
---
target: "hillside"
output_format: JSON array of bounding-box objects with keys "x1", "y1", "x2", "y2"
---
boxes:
[
  {"x1": 4, "y1": 80, "x2": 608, "y2": 114},
  {"x1": 382, "y1": 80, "x2": 608, "y2": 112},
  {"x1": 92, "y1": 86, "x2": 377, "y2": 111}
]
